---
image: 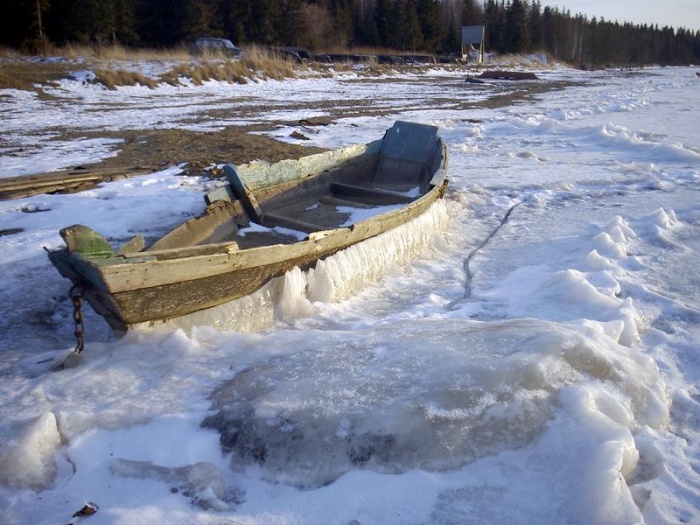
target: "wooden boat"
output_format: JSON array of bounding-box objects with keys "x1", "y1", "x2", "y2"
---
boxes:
[
  {"x1": 48, "y1": 121, "x2": 448, "y2": 332},
  {"x1": 478, "y1": 70, "x2": 538, "y2": 81}
]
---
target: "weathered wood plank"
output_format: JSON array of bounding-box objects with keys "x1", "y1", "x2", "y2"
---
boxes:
[
  {"x1": 0, "y1": 166, "x2": 150, "y2": 200},
  {"x1": 222, "y1": 165, "x2": 262, "y2": 221},
  {"x1": 82, "y1": 188, "x2": 441, "y2": 295},
  {"x1": 235, "y1": 141, "x2": 382, "y2": 191}
]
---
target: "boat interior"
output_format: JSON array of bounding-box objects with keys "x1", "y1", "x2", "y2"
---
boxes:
[{"x1": 147, "y1": 121, "x2": 443, "y2": 252}]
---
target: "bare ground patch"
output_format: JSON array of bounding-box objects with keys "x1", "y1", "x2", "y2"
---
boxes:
[
  {"x1": 0, "y1": 56, "x2": 584, "y2": 199},
  {"x1": 79, "y1": 126, "x2": 329, "y2": 174}
]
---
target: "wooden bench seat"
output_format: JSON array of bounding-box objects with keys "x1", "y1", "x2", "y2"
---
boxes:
[
  {"x1": 261, "y1": 212, "x2": 325, "y2": 234},
  {"x1": 330, "y1": 182, "x2": 416, "y2": 205},
  {"x1": 320, "y1": 195, "x2": 373, "y2": 208}
]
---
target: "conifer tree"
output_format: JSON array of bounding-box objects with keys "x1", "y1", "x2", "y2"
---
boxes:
[
  {"x1": 5, "y1": 0, "x2": 50, "y2": 50},
  {"x1": 528, "y1": 0, "x2": 543, "y2": 50},
  {"x1": 462, "y1": 0, "x2": 482, "y2": 25},
  {"x1": 402, "y1": 0, "x2": 424, "y2": 50},
  {"x1": 0, "y1": 0, "x2": 698, "y2": 65},
  {"x1": 505, "y1": 0, "x2": 529, "y2": 53},
  {"x1": 249, "y1": 0, "x2": 278, "y2": 45},
  {"x1": 137, "y1": 0, "x2": 205, "y2": 47},
  {"x1": 277, "y1": 0, "x2": 310, "y2": 46},
  {"x1": 374, "y1": 0, "x2": 392, "y2": 47},
  {"x1": 34, "y1": 0, "x2": 51, "y2": 50},
  {"x1": 354, "y1": 0, "x2": 381, "y2": 47},
  {"x1": 484, "y1": 0, "x2": 506, "y2": 52},
  {"x1": 417, "y1": 0, "x2": 442, "y2": 50},
  {"x1": 328, "y1": 0, "x2": 354, "y2": 47}
]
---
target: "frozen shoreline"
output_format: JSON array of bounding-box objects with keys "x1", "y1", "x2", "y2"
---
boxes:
[{"x1": 1, "y1": 65, "x2": 699, "y2": 524}]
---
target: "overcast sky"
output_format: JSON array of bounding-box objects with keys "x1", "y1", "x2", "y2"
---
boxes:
[{"x1": 541, "y1": 0, "x2": 700, "y2": 31}]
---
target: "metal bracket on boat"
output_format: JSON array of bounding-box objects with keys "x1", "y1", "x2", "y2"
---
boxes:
[{"x1": 70, "y1": 285, "x2": 85, "y2": 355}]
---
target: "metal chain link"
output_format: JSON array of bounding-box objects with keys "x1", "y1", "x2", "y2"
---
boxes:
[{"x1": 70, "y1": 285, "x2": 85, "y2": 354}]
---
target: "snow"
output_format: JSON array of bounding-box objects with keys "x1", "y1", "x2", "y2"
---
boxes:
[{"x1": 1, "y1": 65, "x2": 699, "y2": 524}]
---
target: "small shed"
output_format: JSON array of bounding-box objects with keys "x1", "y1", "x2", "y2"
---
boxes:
[{"x1": 461, "y1": 25, "x2": 485, "y2": 63}]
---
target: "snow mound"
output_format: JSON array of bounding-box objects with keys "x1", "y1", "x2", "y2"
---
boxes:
[{"x1": 203, "y1": 317, "x2": 667, "y2": 489}]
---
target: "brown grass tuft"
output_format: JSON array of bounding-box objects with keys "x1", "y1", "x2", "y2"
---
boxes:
[
  {"x1": 157, "y1": 46, "x2": 298, "y2": 86},
  {"x1": 0, "y1": 46, "x2": 23, "y2": 58},
  {"x1": 57, "y1": 43, "x2": 190, "y2": 62},
  {"x1": 0, "y1": 59, "x2": 74, "y2": 90},
  {"x1": 0, "y1": 43, "x2": 418, "y2": 91},
  {"x1": 93, "y1": 68, "x2": 158, "y2": 90},
  {"x1": 239, "y1": 46, "x2": 297, "y2": 80},
  {"x1": 158, "y1": 60, "x2": 249, "y2": 86}
]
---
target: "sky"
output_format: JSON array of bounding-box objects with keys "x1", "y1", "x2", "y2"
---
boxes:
[{"x1": 543, "y1": 0, "x2": 700, "y2": 31}]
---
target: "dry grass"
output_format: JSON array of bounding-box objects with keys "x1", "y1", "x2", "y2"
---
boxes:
[
  {"x1": 240, "y1": 45, "x2": 298, "y2": 80},
  {"x1": 159, "y1": 46, "x2": 298, "y2": 86},
  {"x1": 0, "y1": 43, "x2": 438, "y2": 91},
  {"x1": 0, "y1": 59, "x2": 74, "y2": 90},
  {"x1": 93, "y1": 68, "x2": 158, "y2": 90},
  {"x1": 58, "y1": 43, "x2": 190, "y2": 62},
  {"x1": 0, "y1": 44, "x2": 303, "y2": 90},
  {"x1": 323, "y1": 45, "x2": 426, "y2": 57},
  {"x1": 0, "y1": 46, "x2": 23, "y2": 58},
  {"x1": 479, "y1": 53, "x2": 561, "y2": 70},
  {"x1": 160, "y1": 60, "x2": 249, "y2": 86}
]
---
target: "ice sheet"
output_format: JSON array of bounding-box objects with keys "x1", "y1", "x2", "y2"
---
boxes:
[{"x1": 1, "y1": 64, "x2": 699, "y2": 525}]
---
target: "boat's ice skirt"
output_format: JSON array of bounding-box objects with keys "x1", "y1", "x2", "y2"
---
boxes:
[{"x1": 134, "y1": 200, "x2": 450, "y2": 334}]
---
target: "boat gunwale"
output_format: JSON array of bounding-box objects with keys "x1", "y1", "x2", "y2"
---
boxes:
[{"x1": 72, "y1": 176, "x2": 447, "y2": 293}]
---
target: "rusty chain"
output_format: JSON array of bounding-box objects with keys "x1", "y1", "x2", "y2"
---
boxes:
[{"x1": 69, "y1": 285, "x2": 85, "y2": 354}]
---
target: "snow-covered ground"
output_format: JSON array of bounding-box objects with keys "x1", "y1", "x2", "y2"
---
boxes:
[{"x1": 1, "y1": 64, "x2": 699, "y2": 524}]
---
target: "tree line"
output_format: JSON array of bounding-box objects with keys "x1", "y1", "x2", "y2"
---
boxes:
[{"x1": 2, "y1": 0, "x2": 699, "y2": 67}]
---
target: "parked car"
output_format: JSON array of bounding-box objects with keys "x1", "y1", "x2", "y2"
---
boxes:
[{"x1": 190, "y1": 38, "x2": 243, "y2": 59}]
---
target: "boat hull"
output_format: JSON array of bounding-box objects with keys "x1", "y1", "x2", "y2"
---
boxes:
[
  {"x1": 49, "y1": 181, "x2": 446, "y2": 331},
  {"x1": 48, "y1": 121, "x2": 449, "y2": 332}
]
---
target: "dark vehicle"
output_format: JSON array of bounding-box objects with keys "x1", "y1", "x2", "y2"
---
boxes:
[
  {"x1": 278, "y1": 47, "x2": 313, "y2": 63},
  {"x1": 190, "y1": 38, "x2": 243, "y2": 59}
]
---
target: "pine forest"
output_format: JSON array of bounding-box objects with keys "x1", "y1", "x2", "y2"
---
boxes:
[{"x1": 2, "y1": 0, "x2": 699, "y2": 67}]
